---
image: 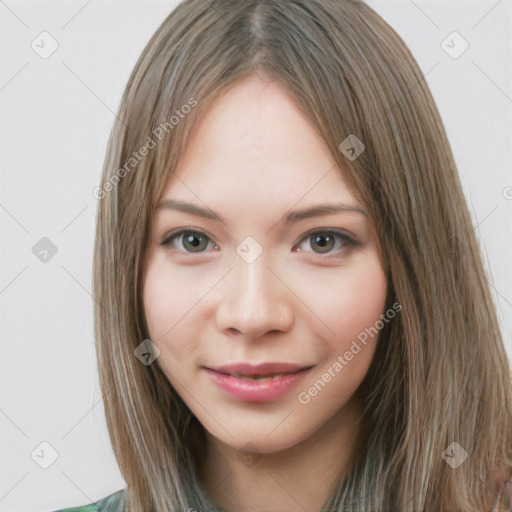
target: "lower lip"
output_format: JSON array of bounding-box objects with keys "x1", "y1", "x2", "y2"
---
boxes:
[{"x1": 204, "y1": 368, "x2": 311, "y2": 403}]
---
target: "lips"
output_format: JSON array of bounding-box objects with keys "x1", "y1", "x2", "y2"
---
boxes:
[
  {"x1": 203, "y1": 363, "x2": 313, "y2": 402},
  {"x1": 204, "y1": 362, "x2": 313, "y2": 378}
]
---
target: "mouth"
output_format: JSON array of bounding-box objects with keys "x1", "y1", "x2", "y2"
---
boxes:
[
  {"x1": 204, "y1": 361, "x2": 313, "y2": 377},
  {"x1": 202, "y1": 362, "x2": 315, "y2": 402},
  {"x1": 221, "y1": 373, "x2": 295, "y2": 381}
]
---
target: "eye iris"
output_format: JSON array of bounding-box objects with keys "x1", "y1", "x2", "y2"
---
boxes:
[
  {"x1": 183, "y1": 232, "x2": 208, "y2": 252},
  {"x1": 311, "y1": 233, "x2": 334, "y2": 254}
]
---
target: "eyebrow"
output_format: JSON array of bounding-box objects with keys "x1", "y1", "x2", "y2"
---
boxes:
[{"x1": 157, "y1": 199, "x2": 367, "y2": 226}]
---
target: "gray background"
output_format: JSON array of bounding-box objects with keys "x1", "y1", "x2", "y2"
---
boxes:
[{"x1": 0, "y1": 1, "x2": 511, "y2": 510}]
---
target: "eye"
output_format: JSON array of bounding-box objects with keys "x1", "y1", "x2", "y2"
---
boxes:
[
  {"x1": 160, "y1": 228, "x2": 358, "y2": 258},
  {"x1": 294, "y1": 229, "x2": 358, "y2": 258},
  {"x1": 160, "y1": 229, "x2": 218, "y2": 254}
]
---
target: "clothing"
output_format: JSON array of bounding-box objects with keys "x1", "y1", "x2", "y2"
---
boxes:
[
  {"x1": 52, "y1": 478, "x2": 512, "y2": 512},
  {"x1": 493, "y1": 476, "x2": 512, "y2": 512},
  {"x1": 52, "y1": 490, "x2": 124, "y2": 512}
]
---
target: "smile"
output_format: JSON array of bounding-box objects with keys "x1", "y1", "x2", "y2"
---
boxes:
[{"x1": 202, "y1": 362, "x2": 314, "y2": 403}]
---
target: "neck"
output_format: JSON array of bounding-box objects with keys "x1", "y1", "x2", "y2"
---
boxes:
[{"x1": 196, "y1": 392, "x2": 365, "y2": 512}]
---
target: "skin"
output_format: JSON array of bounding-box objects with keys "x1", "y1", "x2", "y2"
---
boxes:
[{"x1": 143, "y1": 74, "x2": 388, "y2": 512}]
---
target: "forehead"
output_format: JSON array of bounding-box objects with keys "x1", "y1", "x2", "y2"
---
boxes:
[{"x1": 161, "y1": 75, "x2": 357, "y2": 209}]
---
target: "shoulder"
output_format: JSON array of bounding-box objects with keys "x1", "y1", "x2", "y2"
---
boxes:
[
  {"x1": 52, "y1": 489, "x2": 125, "y2": 512},
  {"x1": 490, "y1": 468, "x2": 512, "y2": 512}
]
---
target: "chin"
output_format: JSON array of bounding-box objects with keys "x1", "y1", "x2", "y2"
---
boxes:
[{"x1": 199, "y1": 413, "x2": 321, "y2": 455}]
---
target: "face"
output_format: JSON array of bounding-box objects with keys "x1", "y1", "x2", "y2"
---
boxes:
[{"x1": 143, "y1": 74, "x2": 388, "y2": 454}]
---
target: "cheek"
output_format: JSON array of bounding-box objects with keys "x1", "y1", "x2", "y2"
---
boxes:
[
  {"x1": 298, "y1": 252, "x2": 387, "y2": 351},
  {"x1": 295, "y1": 255, "x2": 387, "y2": 408},
  {"x1": 336, "y1": 257, "x2": 387, "y2": 342},
  {"x1": 142, "y1": 254, "x2": 200, "y2": 356},
  {"x1": 143, "y1": 267, "x2": 201, "y2": 388}
]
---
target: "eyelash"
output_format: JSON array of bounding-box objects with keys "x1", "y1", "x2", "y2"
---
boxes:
[{"x1": 159, "y1": 227, "x2": 358, "y2": 259}]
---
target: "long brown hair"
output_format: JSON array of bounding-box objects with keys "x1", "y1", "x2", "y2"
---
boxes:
[{"x1": 92, "y1": 0, "x2": 512, "y2": 510}]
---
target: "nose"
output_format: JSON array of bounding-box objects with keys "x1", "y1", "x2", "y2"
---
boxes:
[{"x1": 215, "y1": 251, "x2": 294, "y2": 339}]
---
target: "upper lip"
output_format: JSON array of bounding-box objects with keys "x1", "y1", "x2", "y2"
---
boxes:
[{"x1": 204, "y1": 362, "x2": 313, "y2": 377}]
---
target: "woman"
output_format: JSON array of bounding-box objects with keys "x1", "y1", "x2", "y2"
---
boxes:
[{"x1": 55, "y1": 0, "x2": 512, "y2": 510}]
